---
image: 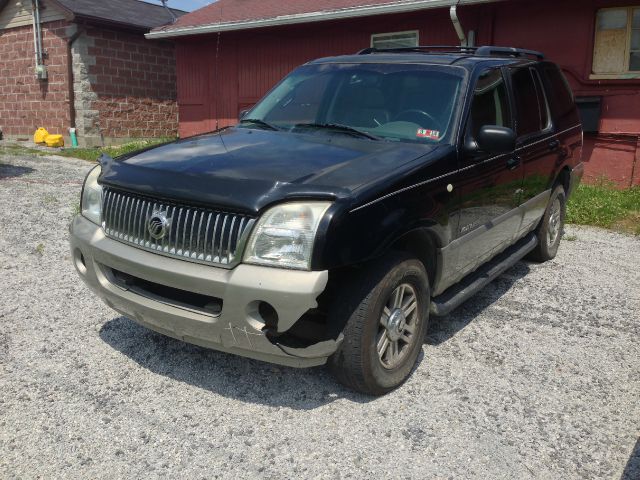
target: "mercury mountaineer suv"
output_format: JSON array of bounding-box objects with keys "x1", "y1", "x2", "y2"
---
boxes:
[{"x1": 70, "y1": 46, "x2": 584, "y2": 395}]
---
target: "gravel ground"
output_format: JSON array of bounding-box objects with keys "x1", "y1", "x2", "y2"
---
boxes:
[{"x1": 1, "y1": 152, "x2": 639, "y2": 479}]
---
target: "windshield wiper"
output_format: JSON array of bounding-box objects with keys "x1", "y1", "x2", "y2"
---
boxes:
[
  {"x1": 293, "y1": 123, "x2": 380, "y2": 140},
  {"x1": 239, "y1": 118, "x2": 280, "y2": 131}
]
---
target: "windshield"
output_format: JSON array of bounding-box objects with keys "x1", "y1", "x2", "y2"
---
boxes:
[{"x1": 243, "y1": 63, "x2": 465, "y2": 144}]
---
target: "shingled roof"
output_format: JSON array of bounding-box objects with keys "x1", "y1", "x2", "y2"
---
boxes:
[
  {"x1": 53, "y1": 0, "x2": 186, "y2": 30},
  {"x1": 147, "y1": 0, "x2": 501, "y2": 39}
]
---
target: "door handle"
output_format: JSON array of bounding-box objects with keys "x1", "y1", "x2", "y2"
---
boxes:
[
  {"x1": 506, "y1": 156, "x2": 521, "y2": 170},
  {"x1": 548, "y1": 139, "x2": 560, "y2": 151}
]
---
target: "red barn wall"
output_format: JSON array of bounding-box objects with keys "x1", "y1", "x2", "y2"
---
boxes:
[{"x1": 174, "y1": 0, "x2": 640, "y2": 186}]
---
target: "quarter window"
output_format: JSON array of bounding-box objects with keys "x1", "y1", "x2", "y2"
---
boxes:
[
  {"x1": 370, "y1": 31, "x2": 419, "y2": 49},
  {"x1": 468, "y1": 68, "x2": 511, "y2": 139},
  {"x1": 592, "y1": 7, "x2": 640, "y2": 76},
  {"x1": 542, "y1": 65, "x2": 574, "y2": 118}
]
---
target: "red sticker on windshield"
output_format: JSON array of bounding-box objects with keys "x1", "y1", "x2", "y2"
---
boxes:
[{"x1": 417, "y1": 129, "x2": 440, "y2": 139}]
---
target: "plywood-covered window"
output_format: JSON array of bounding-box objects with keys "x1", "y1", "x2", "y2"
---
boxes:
[
  {"x1": 592, "y1": 7, "x2": 640, "y2": 77},
  {"x1": 371, "y1": 31, "x2": 419, "y2": 49}
]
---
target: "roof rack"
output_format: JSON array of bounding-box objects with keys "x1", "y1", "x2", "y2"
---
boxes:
[
  {"x1": 357, "y1": 45, "x2": 545, "y2": 60},
  {"x1": 475, "y1": 46, "x2": 544, "y2": 60},
  {"x1": 358, "y1": 45, "x2": 478, "y2": 55}
]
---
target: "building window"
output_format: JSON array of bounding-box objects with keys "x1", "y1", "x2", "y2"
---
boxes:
[
  {"x1": 371, "y1": 31, "x2": 419, "y2": 49},
  {"x1": 592, "y1": 7, "x2": 640, "y2": 77}
]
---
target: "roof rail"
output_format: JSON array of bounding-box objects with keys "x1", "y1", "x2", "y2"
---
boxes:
[
  {"x1": 357, "y1": 45, "x2": 545, "y2": 60},
  {"x1": 358, "y1": 45, "x2": 478, "y2": 55},
  {"x1": 475, "y1": 46, "x2": 545, "y2": 60}
]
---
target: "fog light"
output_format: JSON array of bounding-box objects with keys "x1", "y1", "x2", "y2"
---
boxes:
[
  {"x1": 258, "y1": 301, "x2": 278, "y2": 328},
  {"x1": 246, "y1": 301, "x2": 279, "y2": 331}
]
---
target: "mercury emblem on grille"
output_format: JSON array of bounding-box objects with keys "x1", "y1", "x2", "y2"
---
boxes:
[{"x1": 147, "y1": 211, "x2": 170, "y2": 240}]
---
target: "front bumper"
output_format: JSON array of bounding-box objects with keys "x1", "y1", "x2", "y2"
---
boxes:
[{"x1": 69, "y1": 215, "x2": 337, "y2": 367}]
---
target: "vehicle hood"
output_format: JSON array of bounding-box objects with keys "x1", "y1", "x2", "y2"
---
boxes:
[{"x1": 99, "y1": 127, "x2": 440, "y2": 214}]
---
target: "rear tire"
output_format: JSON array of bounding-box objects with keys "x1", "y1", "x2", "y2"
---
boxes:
[
  {"x1": 328, "y1": 253, "x2": 429, "y2": 396},
  {"x1": 528, "y1": 184, "x2": 566, "y2": 262}
]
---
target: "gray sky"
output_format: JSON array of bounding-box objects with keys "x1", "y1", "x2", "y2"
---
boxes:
[{"x1": 143, "y1": 0, "x2": 214, "y2": 13}]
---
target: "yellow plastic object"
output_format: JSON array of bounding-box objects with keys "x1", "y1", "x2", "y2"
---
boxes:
[
  {"x1": 34, "y1": 127, "x2": 49, "y2": 144},
  {"x1": 44, "y1": 134, "x2": 64, "y2": 147}
]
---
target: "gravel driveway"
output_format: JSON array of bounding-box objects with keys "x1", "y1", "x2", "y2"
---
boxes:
[{"x1": 1, "y1": 152, "x2": 639, "y2": 479}]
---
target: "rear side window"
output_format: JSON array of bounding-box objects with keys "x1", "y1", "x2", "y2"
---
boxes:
[
  {"x1": 510, "y1": 67, "x2": 548, "y2": 137},
  {"x1": 531, "y1": 70, "x2": 550, "y2": 130},
  {"x1": 542, "y1": 65, "x2": 575, "y2": 118},
  {"x1": 468, "y1": 68, "x2": 511, "y2": 138}
]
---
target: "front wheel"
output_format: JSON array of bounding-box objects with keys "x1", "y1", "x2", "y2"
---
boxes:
[
  {"x1": 328, "y1": 253, "x2": 429, "y2": 396},
  {"x1": 528, "y1": 184, "x2": 566, "y2": 262}
]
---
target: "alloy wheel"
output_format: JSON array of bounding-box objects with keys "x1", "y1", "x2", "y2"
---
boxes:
[{"x1": 376, "y1": 283, "x2": 420, "y2": 369}]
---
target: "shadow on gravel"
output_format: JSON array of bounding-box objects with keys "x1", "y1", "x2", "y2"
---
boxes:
[
  {"x1": 0, "y1": 163, "x2": 35, "y2": 179},
  {"x1": 98, "y1": 261, "x2": 530, "y2": 409},
  {"x1": 99, "y1": 317, "x2": 375, "y2": 409},
  {"x1": 426, "y1": 261, "x2": 530, "y2": 346},
  {"x1": 622, "y1": 437, "x2": 640, "y2": 480}
]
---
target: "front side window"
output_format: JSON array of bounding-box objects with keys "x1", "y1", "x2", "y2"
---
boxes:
[
  {"x1": 467, "y1": 68, "x2": 511, "y2": 139},
  {"x1": 245, "y1": 63, "x2": 465, "y2": 144},
  {"x1": 592, "y1": 7, "x2": 640, "y2": 76}
]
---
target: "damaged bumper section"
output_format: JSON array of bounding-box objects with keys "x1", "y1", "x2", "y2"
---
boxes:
[{"x1": 69, "y1": 215, "x2": 339, "y2": 367}]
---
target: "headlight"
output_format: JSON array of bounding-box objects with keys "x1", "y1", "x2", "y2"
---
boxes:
[
  {"x1": 244, "y1": 202, "x2": 331, "y2": 270},
  {"x1": 81, "y1": 165, "x2": 102, "y2": 225}
]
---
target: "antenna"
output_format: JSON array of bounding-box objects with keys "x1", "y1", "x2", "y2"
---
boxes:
[{"x1": 160, "y1": 0, "x2": 177, "y2": 23}]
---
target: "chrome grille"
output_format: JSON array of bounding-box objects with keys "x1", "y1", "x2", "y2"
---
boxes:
[{"x1": 102, "y1": 188, "x2": 255, "y2": 267}]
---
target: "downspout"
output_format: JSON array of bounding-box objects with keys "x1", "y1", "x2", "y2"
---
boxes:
[
  {"x1": 67, "y1": 28, "x2": 84, "y2": 132},
  {"x1": 449, "y1": 4, "x2": 468, "y2": 47},
  {"x1": 32, "y1": 0, "x2": 43, "y2": 75}
]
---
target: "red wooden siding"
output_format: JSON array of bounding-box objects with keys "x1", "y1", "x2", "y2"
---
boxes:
[
  {"x1": 173, "y1": 0, "x2": 640, "y2": 186},
  {"x1": 175, "y1": 8, "x2": 470, "y2": 138}
]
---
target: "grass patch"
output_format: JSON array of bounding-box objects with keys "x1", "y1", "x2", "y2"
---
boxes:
[
  {"x1": 566, "y1": 183, "x2": 640, "y2": 235},
  {"x1": 0, "y1": 144, "x2": 49, "y2": 157},
  {"x1": 55, "y1": 138, "x2": 175, "y2": 162},
  {"x1": 0, "y1": 138, "x2": 175, "y2": 162}
]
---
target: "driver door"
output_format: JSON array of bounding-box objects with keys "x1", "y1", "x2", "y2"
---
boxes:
[{"x1": 451, "y1": 67, "x2": 524, "y2": 279}]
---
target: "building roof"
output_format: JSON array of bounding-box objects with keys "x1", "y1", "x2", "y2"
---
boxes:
[
  {"x1": 147, "y1": 0, "x2": 502, "y2": 39},
  {"x1": 53, "y1": 0, "x2": 186, "y2": 30}
]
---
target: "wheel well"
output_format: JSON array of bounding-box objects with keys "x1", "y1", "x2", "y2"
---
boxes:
[{"x1": 388, "y1": 229, "x2": 438, "y2": 287}]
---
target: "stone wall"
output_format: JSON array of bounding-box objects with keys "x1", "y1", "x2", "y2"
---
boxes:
[{"x1": 76, "y1": 25, "x2": 178, "y2": 146}]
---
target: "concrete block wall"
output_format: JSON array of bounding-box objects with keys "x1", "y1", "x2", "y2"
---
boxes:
[
  {"x1": 82, "y1": 26, "x2": 178, "y2": 145},
  {"x1": 0, "y1": 20, "x2": 71, "y2": 139},
  {"x1": 0, "y1": 21, "x2": 178, "y2": 146}
]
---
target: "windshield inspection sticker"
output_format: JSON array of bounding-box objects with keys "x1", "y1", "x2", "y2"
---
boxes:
[{"x1": 417, "y1": 129, "x2": 440, "y2": 139}]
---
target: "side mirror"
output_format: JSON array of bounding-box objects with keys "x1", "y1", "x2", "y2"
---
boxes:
[
  {"x1": 239, "y1": 109, "x2": 249, "y2": 120},
  {"x1": 474, "y1": 125, "x2": 516, "y2": 155}
]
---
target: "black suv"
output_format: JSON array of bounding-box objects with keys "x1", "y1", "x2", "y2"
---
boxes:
[{"x1": 70, "y1": 46, "x2": 584, "y2": 395}]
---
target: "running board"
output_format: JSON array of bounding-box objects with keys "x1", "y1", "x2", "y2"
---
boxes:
[{"x1": 430, "y1": 233, "x2": 538, "y2": 317}]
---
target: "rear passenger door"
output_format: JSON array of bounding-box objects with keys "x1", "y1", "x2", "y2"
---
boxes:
[{"x1": 508, "y1": 65, "x2": 556, "y2": 237}]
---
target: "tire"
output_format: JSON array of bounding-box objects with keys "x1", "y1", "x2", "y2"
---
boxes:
[
  {"x1": 328, "y1": 253, "x2": 429, "y2": 396},
  {"x1": 528, "y1": 184, "x2": 566, "y2": 262}
]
